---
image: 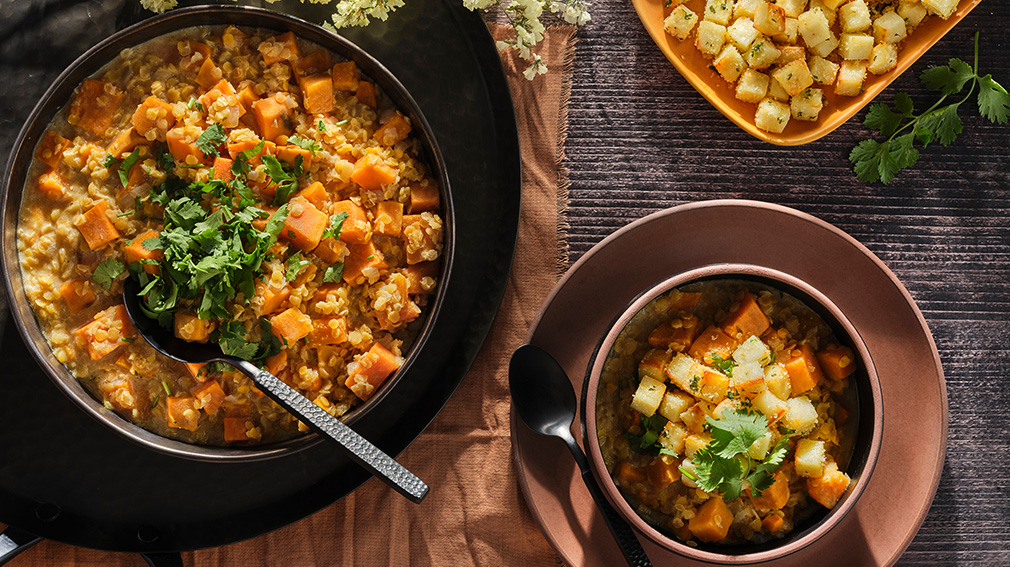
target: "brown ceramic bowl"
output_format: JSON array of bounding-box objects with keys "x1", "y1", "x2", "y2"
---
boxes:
[
  {"x1": 582, "y1": 263, "x2": 883, "y2": 564},
  {"x1": 0, "y1": 6, "x2": 454, "y2": 462}
]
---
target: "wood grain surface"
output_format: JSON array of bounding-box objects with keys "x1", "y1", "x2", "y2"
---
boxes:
[{"x1": 562, "y1": 1, "x2": 1010, "y2": 564}]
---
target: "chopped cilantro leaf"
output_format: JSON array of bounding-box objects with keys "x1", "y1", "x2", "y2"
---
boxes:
[
  {"x1": 322, "y1": 211, "x2": 349, "y2": 240},
  {"x1": 92, "y1": 258, "x2": 125, "y2": 290},
  {"x1": 187, "y1": 97, "x2": 205, "y2": 113},
  {"x1": 317, "y1": 119, "x2": 327, "y2": 132},
  {"x1": 195, "y1": 123, "x2": 226, "y2": 158},
  {"x1": 322, "y1": 263, "x2": 344, "y2": 283},
  {"x1": 288, "y1": 135, "x2": 322, "y2": 153},
  {"x1": 711, "y1": 354, "x2": 736, "y2": 377},
  {"x1": 285, "y1": 252, "x2": 311, "y2": 282}
]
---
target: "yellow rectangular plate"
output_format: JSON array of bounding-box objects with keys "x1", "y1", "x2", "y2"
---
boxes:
[{"x1": 632, "y1": 0, "x2": 982, "y2": 145}]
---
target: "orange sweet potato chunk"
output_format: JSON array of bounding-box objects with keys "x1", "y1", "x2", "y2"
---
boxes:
[
  {"x1": 177, "y1": 41, "x2": 211, "y2": 73},
  {"x1": 269, "y1": 307, "x2": 313, "y2": 344},
  {"x1": 295, "y1": 181, "x2": 327, "y2": 209},
  {"x1": 294, "y1": 49, "x2": 332, "y2": 76},
  {"x1": 192, "y1": 380, "x2": 226, "y2": 415},
  {"x1": 73, "y1": 304, "x2": 137, "y2": 360},
  {"x1": 721, "y1": 291, "x2": 770, "y2": 340},
  {"x1": 212, "y1": 156, "x2": 234, "y2": 182},
  {"x1": 185, "y1": 362, "x2": 211, "y2": 383},
  {"x1": 688, "y1": 497, "x2": 734, "y2": 543},
  {"x1": 342, "y1": 240, "x2": 387, "y2": 285},
  {"x1": 299, "y1": 73, "x2": 335, "y2": 115},
  {"x1": 35, "y1": 130, "x2": 70, "y2": 168},
  {"x1": 124, "y1": 229, "x2": 163, "y2": 274},
  {"x1": 312, "y1": 237, "x2": 345, "y2": 264},
  {"x1": 616, "y1": 461, "x2": 647, "y2": 483},
  {"x1": 345, "y1": 342, "x2": 401, "y2": 401},
  {"x1": 687, "y1": 325, "x2": 739, "y2": 365},
  {"x1": 331, "y1": 199, "x2": 370, "y2": 243},
  {"x1": 37, "y1": 169, "x2": 68, "y2": 201},
  {"x1": 223, "y1": 416, "x2": 253, "y2": 442},
  {"x1": 166, "y1": 396, "x2": 200, "y2": 431},
  {"x1": 807, "y1": 464, "x2": 851, "y2": 509},
  {"x1": 276, "y1": 144, "x2": 313, "y2": 169},
  {"x1": 373, "y1": 113, "x2": 411, "y2": 147},
  {"x1": 816, "y1": 345, "x2": 857, "y2": 381},
  {"x1": 252, "y1": 95, "x2": 294, "y2": 142},
  {"x1": 253, "y1": 280, "x2": 290, "y2": 316},
  {"x1": 401, "y1": 213, "x2": 442, "y2": 265},
  {"x1": 762, "y1": 514, "x2": 784, "y2": 533},
  {"x1": 355, "y1": 81, "x2": 377, "y2": 107},
  {"x1": 647, "y1": 457, "x2": 682, "y2": 490},
  {"x1": 751, "y1": 471, "x2": 790, "y2": 510},
  {"x1": 166, "y1": 128, "x2": 207, "y2": 163},
  {"x1": 308, "y1": 317, "x2": 348, "y2": 346},
  {"x1": 331, "y1": 61, "x2": 359, "y2": 92},
  {"x1": 648, "y1": 315, "x2": 700, "y2": 352},
  {"x1": 68, "y1": 79, "x2": 124, "y2": 136},
  {"x1": 58, "y1": 279, "x2": 96, "y2": 313},
  {"x1": 266, "y1": 351, "x2": 287, "y2": 375},
  {"x1": 74, "y1": 201, "x2": 120, "y2": 249},
  {"x1": 131, "y1": 96, "x2": 176, "y2": 136},
  {"x1": 174, "y1": 311, "x2": 214, "y2": 343},
  {"x1": 785, "y1": 343, "x2": 824, "y2": 396},
  {"x1": 351, "y1": 153, "x2": 397, "y2": 192},
  {"x1": 260, "y1": 32, "x2": 299, "y2": 66},
  {"x1": 405, "y1": 263, "x2": 438, "y2": 295},
  {"x1": 407, "y1": 182, "x2": 440, "y2": 214},
  {"x1": 372, "y1": 200, "x2": 403, "y2": 236},
  {"x1": 280, "y1": 196, "x2": 329, "y2": 252}
]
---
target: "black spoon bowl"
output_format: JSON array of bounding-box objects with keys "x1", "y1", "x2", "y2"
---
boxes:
[
  {"x1": 122, "y1": 277, "x2": 429, "y2": 503},
  {"x1": 508, "y1": 344, "x2": 652, "y2": 567}
]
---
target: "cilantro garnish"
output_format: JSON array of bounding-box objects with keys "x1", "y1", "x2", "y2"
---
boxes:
[
  {"x1": 334, "y1": 119, "x2": 349, "y2": 127},
  {"x1": 624, "y1": 413, "x2": 678, "y2": 457},
  {"x1": 322, "y1": 211, "x2": 349, "y2": 240},
  {"x1": 680, "y1": 409, "x2": 792, "y2": 501},
  {"x1": 285, "y1": 252, "x2": 311, "y2": 282},
  {"x1": 261, "y1": 154, "x2": 302, "y2": 206},
  {"x1": 322, "y1": 263, "x2": 344, "y2": 283},
  {"x1": 186, "y1": 97, "x2": 205, "y2": 113},
  {"x1": 104, "y1": 148, "x2": 142, "y2": 187},
  {"x1": 711, "y1": 354, "x2": 736, "y2": 377},
  {"x1": 288, "y1": 135, "x2": 322, "y2": 153},
  {"x1": 195, "y1": 123, "x2": 226, "y2": 158},
  {"x1": 317, "y1": 119, "x2": 327, "y2": 132},
  {"x1": 92, "y1": 258, "x2": 125, "y2": 290},
  {"x1": 850, "y1": 32, "x2": 1010, "y2": 183}
]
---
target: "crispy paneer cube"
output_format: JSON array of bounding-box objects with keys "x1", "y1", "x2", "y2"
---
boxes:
[
  {"x1": 794, "y1": 439, "x2": 827, "y2": 477},
  {"x1": 664, "y1": 6, "x2": 699, "y2": 41},
  {"x1": 772, "y1": 59, "x2": 814, "y2": 97},
  {"x1": 658, "y1": 389, "x2": 695, "y2": 422},
  {"x1": 714, "y1": 45, "x2": 747, "y2": 82},
  {"x1": 734, "y1": 0, "x2": 763, "y2": 18},
  {"x1": 727, "y1": 17, "x2": 760, "y2": 51},
  {"x1": 809, "y1": 55, "x2": 840, "y2": 85},
  {"x1": 791, "y1": 87, "x2": 824, "y2": 121},
  {"x1": 695, "y1": 21, "x2": 728, "y2": 57},
  {"x1": 745, "y1": 36, "x2": 782, "y2": 70},
  {"x1": 839, "y1": 0, "x2": 872, "y2": 32},
  {"x1": 754, "y1": 3, "x2": 787, "y2": 36},
  {"x1": 798, "y1": 8, "x2": 833, "y2": 47},
  {"x1": 835, "y1": 59, "x2": 868, "y2": 96},
  {"x1": 808, "y1": 33, "x2": 840, "y2": 58},
  {"x1": 922, "y1": 0, "x2": 958, "y2": 18},
  {"x1": 704, "y1": 0, "x2": 734, "y2": 25},
  {"x1": 772, "y1": 17, "x2": 799, "y2": 43},
  {"x1": 868, "y1": 42, "x2": 898, "y2": 74},
  {"x1": 736, "y1": 68, "x2": 771, "y2": 103},
  {"x1": 838, "y1": 33, "x2": 875, "y2": 60},
  {"x1": 898, "y1": 0, "x2": 928, "y2": 27},
  {"x1": 873, "y1": 10, "x2": 908, "y2": 44},
  {"x1": 631, "y1": 376, "x2": 667, "y2": 417},
  {"x1": 782, "y1": 396, "x2": 819, "y2": 435}
]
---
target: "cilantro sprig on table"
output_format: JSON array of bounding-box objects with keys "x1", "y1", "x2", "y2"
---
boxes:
[
  {"x1": 850, "y1": 32, "x2": 1010, "y2": 184},
  {"x1": 680, "y1": 410, "x2": 791, "y2": 501}
]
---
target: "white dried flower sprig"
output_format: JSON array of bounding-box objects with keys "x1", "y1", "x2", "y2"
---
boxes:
[{"x1": 139, "y1": 0, "x2": 589, "y2": 79}]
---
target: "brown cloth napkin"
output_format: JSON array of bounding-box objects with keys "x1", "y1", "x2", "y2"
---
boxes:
[{"x1": 5, "y1": 23, "x2": 577, "y2": 567}]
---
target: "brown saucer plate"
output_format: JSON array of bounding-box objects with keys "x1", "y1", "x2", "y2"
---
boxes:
[{"x1": 511, "y1": 199, "x2": 947, "y2": 566}]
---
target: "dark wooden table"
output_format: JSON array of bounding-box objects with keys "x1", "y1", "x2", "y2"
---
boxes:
[{"x1": 563, "y1": 1, "x2": 1010, "y2": 564}]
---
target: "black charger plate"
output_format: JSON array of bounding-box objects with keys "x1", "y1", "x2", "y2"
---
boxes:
[{"x1": 0, "y1": 0, "x2": 520, "y2": 555}]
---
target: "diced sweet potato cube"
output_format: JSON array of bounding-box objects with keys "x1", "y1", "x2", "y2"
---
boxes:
[
  {"x1": 223, "y1": 416, "x2": 253, "y2": 442},
  {"x1": 299, "y1": 73, "x2": 335, "y2": 115},
  {"x1": 648, "y1": 314, "x2": 700, "y2": 352},
  {"x1": 280, "y1": 196, "x2": 329, "y2": 252},
  {"x1": 68, "y1": 79, "x2": 123, "y2": 136},
  {"x1": 762, "y1": 514, "x2": 784, "y2": 533},
  {"x1": 616, "y1": 461, "x2": 647, "y2": 484},
  {"x1": 106, "y1": 129, "x2": 147, "y2": 160},
  {"x1": 276, "y1": 144, "x2": 313, "y2": 169},
  {"x1": 74, "y1": 201, "x2": 120, "y2": 249},
  {"x1": 816, "y1": 345, "x2": 857, "y2": 380},
  {"x1": 185, "y1": 362, "x2": 211, "y2": 383},
  {"x1": 372, "y1": 200, "x2": 403, "y2": 236},
  {"x1": 192, "y1": 380, "x2": 226, "y2": 415},
  {"x1": 227, "y1": 138, "x2": 271, "y2": 166},
  {"x1": 166, "y1": 128, "x2": 207, "y2": 162},
  {"x1": 73, "y1": 304, "x2": 136, "y2": 360},
  {"x1": 404, "y1": 262, "x2": 438, "y2": 295},
  {"x1": 266, "y1": 351, "x2": 287, "y2": 375},
  {"x1": 665, "y1": 290, "x2": 702, "y2": 313},
  {"x1": 166, "y1": 396, "x2": 200, "y2": 431},
  {"x1": 177, "y1": 41, "x2": 211, "y2": 72},
  {"x1": 402, "y1": 213, "x2": 442, "y2": 265},
  {"x1": 199, "y1": 78, "x2": 238, "y2": 109},
  {"x1": 99, "y1": 376, "x2": 137, "y2": 411},
  {"x1": 373, "y1": 113, "x2": 411, "y2": 147},
  {"x1": 647, "y1": 457, "x2": 681, "y2": 489},
  {"x1": 123, "y1": 229, "x2": 163, "y2": 275},
  {"x1": 806, "y1": 463, "x2": 851, "y2": 509},
  {"x1": 688, "y1": 325, "x2": 739, "y2": 364},
  {"x1": 331, "y1": 61, "x2": 359, "y2": 92},
  {"x1": 237, "y1": 86, "x2": 259, "y2": 115},
  {"x1": 751, "y1": 471, "x2": 790, "y2": 510},
  {"x1": 407, "y1": 182, "x2": 440, "y2": 214},
  {"x1": 252, "y1": 95, "x2": 294, "y2": 142},
  {"x1": 374, "y1": 273, "x2": 420, "y2": 331},
  {"x1": 212, "y1": 156, "x2": 234, "y2": 182},
  {"x1": 721, "y1": 292, "x2": 770, "y2": 340},
  {"x1": 689, "y1": 497, "x2": 733, "y2": 542},
  {"x1": 784, "y1": 343, "x2": 824, "y2": 395},
  {"x1": 294, "y1": 49, "x2": 332, "y2": 76},
  {"x1": 331, "y1": 199, "x2": 370, "y2": 243},
  {"x1": 196, "y1": 57, "x2": 223, "y2": 90},
  {"x1": 260, "y1": 32, "x2": 299, "y2": 66},
  {"x1": 37, "y1": 169, "x2": 68, "y2": 201},
  {"x1": 312, "y1": 237, "x2": 346, "y2": 264},
  {"x1": 174, "y1": 311, "x2": 214, "y2": 343},
  {"x1": 351, "y1": 153, "x2": 397, "y2": 192},
  {"x1": 58, "y1": 278, "x2": 96, "y2": 313},
  {"x1": 638, "y1": 348, "x2": 672, "y2": 381},
  {"x1": 308, "y1": 317, "x2": 348, "y2": 345},
  {"x1": 270, "y1": 307, "x2": 313, "y2": 344},
  {"x1": 295, "y1": 181, "x2": 327, "y2": 209},
  {"x1": 355, "y1": 81, "x2": 377, "y2": 107},
  {"x1": 345, "y1": 342, "x2": 401, "y2": 401},
  {"x1": 342, "y1": 240, "x2": 387, "y2": 285},
  {"x1": 35, "y1": 130, "x2": 70, "y2": 168}
]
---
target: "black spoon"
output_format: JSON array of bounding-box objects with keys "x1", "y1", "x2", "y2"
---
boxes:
[
  {"x1": 509, "y1": 344, "x2": 653, "y2": 567},
  {"x1": 122, "y1": 277, "x2": 428, "y2": 503}
]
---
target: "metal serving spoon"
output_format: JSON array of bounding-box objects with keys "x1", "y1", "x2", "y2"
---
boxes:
[
  {"x1": 122, "y1": 277, "x2": 429, "y2": 503},
  {"x1": 509, "y1": 344, "x2": 652, "y2": 567}
]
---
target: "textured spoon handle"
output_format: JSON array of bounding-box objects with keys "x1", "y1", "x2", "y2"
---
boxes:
[
  {"x1": 237, "y1": 360, "x2": 429, "y2": 503},
  {"x1": 581, "y1": 469, "x2": 653, "y2": 567}
]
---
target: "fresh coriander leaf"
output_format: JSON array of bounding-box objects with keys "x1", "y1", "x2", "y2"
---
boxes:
[
  {"x1": 285, "y1": 252, "x2": 311, "y2": 282},
  {"x1": 323, "y1": 211, "x2": 349, "y2": 240},
  {"x1": 977, "y1": 74, "x2": 1010, "y2": 124},
  {"x1": 919, "y1": 103, "x2": 964, "y2": 146},
  {"x1": 705, "y1": 410, "x2": 766, "y2": 459},
  {"x1": 103, "y1": 153, "x2": 120, "y2": 169},
  {"x1": 288, "y1": 135, "x2": 322, "y2": 153},
  {"x1": 748, "y1": 436, "x2": 792, "y2": 496},
  {"x1": 849, "y1": 139, "x2": 890, "y2": 184},
  {"x1": 920, "y1": 58, "x2": 974, "y2": 96},
  {"x1": 323, "y1": 263, "x2": 344, "y2": 283},
  {"x1": 261, "y1": 154, "x2": 300, "y2": 206},
  {"x1": 317, "y1": 119, "x2": 327, "y2": 132},
  {"x1": 894, "y1": 92, "x2": 914, "y2": 116},
  {"x1": 156, "y1": 144, "x2": 174, "y2": 173},
  {"x1": 118, "y1": 148, "x2": 142, "y2": 187},
  {"x1": 92, "y1": 258, "x2": 125, "y2": 290},
  {"x1": 218, "y1": 320, "x2": 259, "y2": 360},
  {"x1": 195, "y1": 123, "x2": 226, "y2": 158},
  {"x1": 890, "y1": 133, "x2": 920, "y2": 170},
  {"x1": 710, "y1": 354, "x2": 736, "y2": 377},
  {"x1": 863, "y1": 102, "x2": 904, "y2": 138}
]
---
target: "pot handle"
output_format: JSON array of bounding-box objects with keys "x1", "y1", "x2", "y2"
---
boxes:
[
  {"x1": 0, "y1": 525, "x2": 42, "y2": 565},
  {"x1": 141, "y1": 552, "x2": 184, "y2": 567}
]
